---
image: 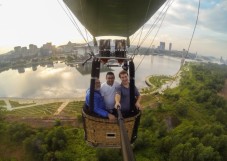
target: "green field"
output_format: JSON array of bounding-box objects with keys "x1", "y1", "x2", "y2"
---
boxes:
[
  {"x1": 141, "y1": 75, "x2": 173, "y2": 94},
  {"x1": 9, "y1": 100, "x2": 36, "y2": 108},
  {"x1": 59, "y1": 101, "x2": 84, "y2": 117},
  {"x1": 0, "y1": 100, "x2": 6, "y2": 106},
  {"x1": 7, "y1": 102, "x2": 63, "y2": 117}
]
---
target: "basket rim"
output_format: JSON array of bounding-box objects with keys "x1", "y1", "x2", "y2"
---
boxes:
[{"x1": 82, "y1": 108, "x2": 141, "y2": 123}]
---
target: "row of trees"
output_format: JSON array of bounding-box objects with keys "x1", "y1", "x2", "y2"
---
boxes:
[{"x1": 134, "y1": 62, "x2": 227, "y2": 161}]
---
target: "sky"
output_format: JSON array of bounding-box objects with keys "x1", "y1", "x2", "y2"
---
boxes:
[{"x1": 0, "y1": 0, "x2": 226, "y2": 58}]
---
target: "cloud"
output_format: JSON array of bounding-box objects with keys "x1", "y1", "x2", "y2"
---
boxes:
[
  {"x1": 139, "y1": 0, "x2": 227, "y2": 57},
  {"x1": 199, "y1": 0, "x2": 227, "y2": 34}
]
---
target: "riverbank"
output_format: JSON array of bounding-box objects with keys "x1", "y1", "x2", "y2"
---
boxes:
[{"x1": 144, "y1": 71, "x2": 181, "y2": 94}]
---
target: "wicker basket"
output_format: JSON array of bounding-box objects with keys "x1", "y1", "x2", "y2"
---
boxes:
[{"x1": 82, "y1": 109, "x2": 141, "y2": 148}]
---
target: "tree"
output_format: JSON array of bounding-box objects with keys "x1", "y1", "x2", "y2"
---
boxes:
[
  {"x1": 97, "y1": 149, "x2": 121, "y2": 161},
  {"x1": 169, "y1": 143, "x2": 195, "y2": 161},
  {"x1": 45, "y1": 127, "x2": 67, "y2": 151},
  {"x1": 8, "y1": 123, "x2": 34, "y2": 142},
  {"x1": 175, "y1": 100, "x2": 188, "y2": 116},
  {"x1": 215, "y1": 109, "x2": 227, "y2": 125},
  {"x1": 194, "y1": 143, "x2": 221, "y2": 161}
]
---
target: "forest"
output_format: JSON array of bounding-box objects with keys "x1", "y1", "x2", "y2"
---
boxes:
[{"x1": 0, "y1": 62, "x2": 227, "y2": 161}]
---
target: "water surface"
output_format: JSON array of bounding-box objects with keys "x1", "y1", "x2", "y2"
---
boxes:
[{"x1": 0, "y1": 55, "x2": 181, "y2": 98}]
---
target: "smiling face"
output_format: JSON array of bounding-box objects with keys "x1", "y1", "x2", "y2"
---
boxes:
[
  {"x1": 119, "y1": 73, "x2": 128, "y2": 85},
  {"x1": 106, "y1": 74, "x2": 115, "y2": 86}
]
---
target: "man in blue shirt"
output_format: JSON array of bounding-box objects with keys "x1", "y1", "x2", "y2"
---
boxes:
[{"x1": 86, "y1": 78, "x2": 116, "y2": 120}]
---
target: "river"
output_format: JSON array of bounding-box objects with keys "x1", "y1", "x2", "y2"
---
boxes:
[{"x1": 0, "y1": 55, "x2": 181, "y2": 98}]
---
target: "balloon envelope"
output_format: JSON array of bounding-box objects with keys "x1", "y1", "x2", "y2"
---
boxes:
[{"x1": 63, "y1": 0, "x2": 166, "y2": 37}]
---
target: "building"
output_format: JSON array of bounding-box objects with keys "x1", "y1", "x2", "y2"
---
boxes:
[
  {"x1": 29, "y1": 44, "x2": 38, "y2": 56},
  {"x1": 21, "y1": 47, "x2": 29, "y2": 57},
  {"x1": 14, "y1": 46, "x2": 22, "y2": 54},
  {"x1": 169, "y1": 43, "x2": 172, "y2": 51},
  {"x1": 40, "y1": 42, "x2": 56, "y2": 56},
  {"x1": 160, "y1": 42, "x2": 165, "y2": 50}
]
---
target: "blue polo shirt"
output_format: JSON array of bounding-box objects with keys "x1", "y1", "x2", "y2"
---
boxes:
[
  {"x1": 116, "y1": 84, "x2": 140, "y2": 113},
  {"x1": 85, "y1": 89, "x2": 109, "y2": 118}
]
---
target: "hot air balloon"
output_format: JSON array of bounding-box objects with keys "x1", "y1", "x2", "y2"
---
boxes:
[{"x1": 63, "y1": 0, "x2": 166, "y2": 160}]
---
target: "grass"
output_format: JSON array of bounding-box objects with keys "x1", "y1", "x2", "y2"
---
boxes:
[
  {"x1": 9, "y1": 100, "x2": 35, "y2": 108},
  {"x1": 149, "y1": 75, "x2": 172, "y2": 88},
  {"x1": 141, "y1": 75, "x2": 173, "y2": 94},
  {"x1": 0, "y1": 100, "x2": 6, "y2": 106},
  {"x1": 5, "y1": 101, "x2": 85, "y2": 118},
  {"x1": 59, "y1": 101, "x2": 84, "y2": 117},
  {"x1": 7, "y1": 102, "x2": 63, "y2": 117},
  {"x1": 141, "y1": 94, "x2": 159, "y2": 108}
]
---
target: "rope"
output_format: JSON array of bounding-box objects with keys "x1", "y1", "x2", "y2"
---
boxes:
[
  {"x1": 139, "y1": 0, "x2": 172, "y2": 46},
  {"x1": 139, "y1": 0, "x2": 173, "y2": 48},
  {"x1": 135, "y1": 0, "x2": 173, "y2": 71},
  {"x1": 131, "y1": 0, "x2": 173, "y2": 60},
  {"x1": 168, "y1": 0, "x2": 200, "y2": 88},
  {"x1": 79, "y1": 0, "x2": 93, "y2": 42},
  {"x1": 131, "y1": 0, "x2": 159, "y2": 45},
  {"x1": 185, "y1": 0, "x2": 200, "y2": 63},
  {"x1": 57, "y1": 0, "x2": 94, "y2": 55},
  {"x1": 136, "y1": 0, "x2": 152, "y2": 49},
  {"x1": 64, "y1": 3, "x2": 94, "y2": 54},
  {"x1": 132, "y1": 0, "x2": 173, "y2": 60}
]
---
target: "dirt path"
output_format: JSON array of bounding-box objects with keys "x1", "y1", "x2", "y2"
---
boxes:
[
  {"x1": 3, "y1": 99, "x2": 12, "y2": 111},
  {"x1": 54, "y1": 100, "x2": 70, "y2": 115}
]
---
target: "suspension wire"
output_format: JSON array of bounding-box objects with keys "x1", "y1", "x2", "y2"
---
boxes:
[
  {"x1": 58, "y1": 0, "x2": 87, "y2": 42},
  {"x1": 130, "y1": 30, "x2": 141, "y2": 45},
  {"x1": 185, "y1": 0, "x2": 200, "y2": 62},
  {"x1": 136, "y1": 0, "x2": 152, "y2": 48},
  {"x1": 135, "y1": 0, "x2": 173, "y2": 71},
  {"x1": 64, "y1": 3, "x2": 94, "y2": 54},
  {"x1": 66, "y1": 7, "x2": 95, "y2": 55},
  {"x1": 132, "y1": 2, "x2": 169, "y2": 42},
  {"x1": 139, "y1": 0, "x2": 173, "y2": 48},
  {"x1": 130, "y1": 0, "x2": 153, "y2": 58},
  {"x1": 79, "y1": 0, "x2": 93, "y2": 42},
  {"x1": 167, "y1": 0, "x2": 200, "y2": 89},
  {"x1": 131, "y1": 0, "x2": 173, "y2": 60},
  {"x1": 132, "y1": 0, "x2": 171, "y2": 59},
  {"x1": 141, "y1": 0, "x2": 174, "y2": 47},
  {"x1": 57, "y1": 0, "x2": 94, "y2": 55}
]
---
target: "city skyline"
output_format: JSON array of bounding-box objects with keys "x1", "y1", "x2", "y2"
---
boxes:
[{"x1": 0, "y1": 0, "x2": 227, "y2": 58}]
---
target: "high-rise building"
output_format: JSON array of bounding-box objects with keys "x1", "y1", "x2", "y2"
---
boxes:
[
  {"x1": 169, "y1": 43, "x2": 172, "y2": 51},
  {"x1": 160, "y1": 42, "x2": 165, "y2": 50},
  {"x1": 21, "y1": 47, "x2": 28, "y2": 53},
  {"x1": 29, "y1": 44, "x2": 38, "y2": 56},
  {"x1": 14, "y1": 46, "x2": 22, "y2": 54}
]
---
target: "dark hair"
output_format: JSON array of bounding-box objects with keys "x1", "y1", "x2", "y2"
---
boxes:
[
  {"x1": 106, "y1": 71, "x2": 115, "y2": 77},
  {"x1": 119, "y1": 70, "x2": 128, "y2": 78}
]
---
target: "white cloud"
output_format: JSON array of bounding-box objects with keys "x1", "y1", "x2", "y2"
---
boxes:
[{"x1": 136, "y1": 0, "x2": 227, "y2": 57}]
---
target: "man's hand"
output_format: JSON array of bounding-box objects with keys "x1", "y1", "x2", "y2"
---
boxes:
[
  {"x1": 108, "y1": 113, "x2": 116, "y2": 120},
  {"x1": 115, "y1": 102, "x2": 121, "y2": 109},
  {"x1": 135, "y1": 102, "x2": 141, "y2": 110}
]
